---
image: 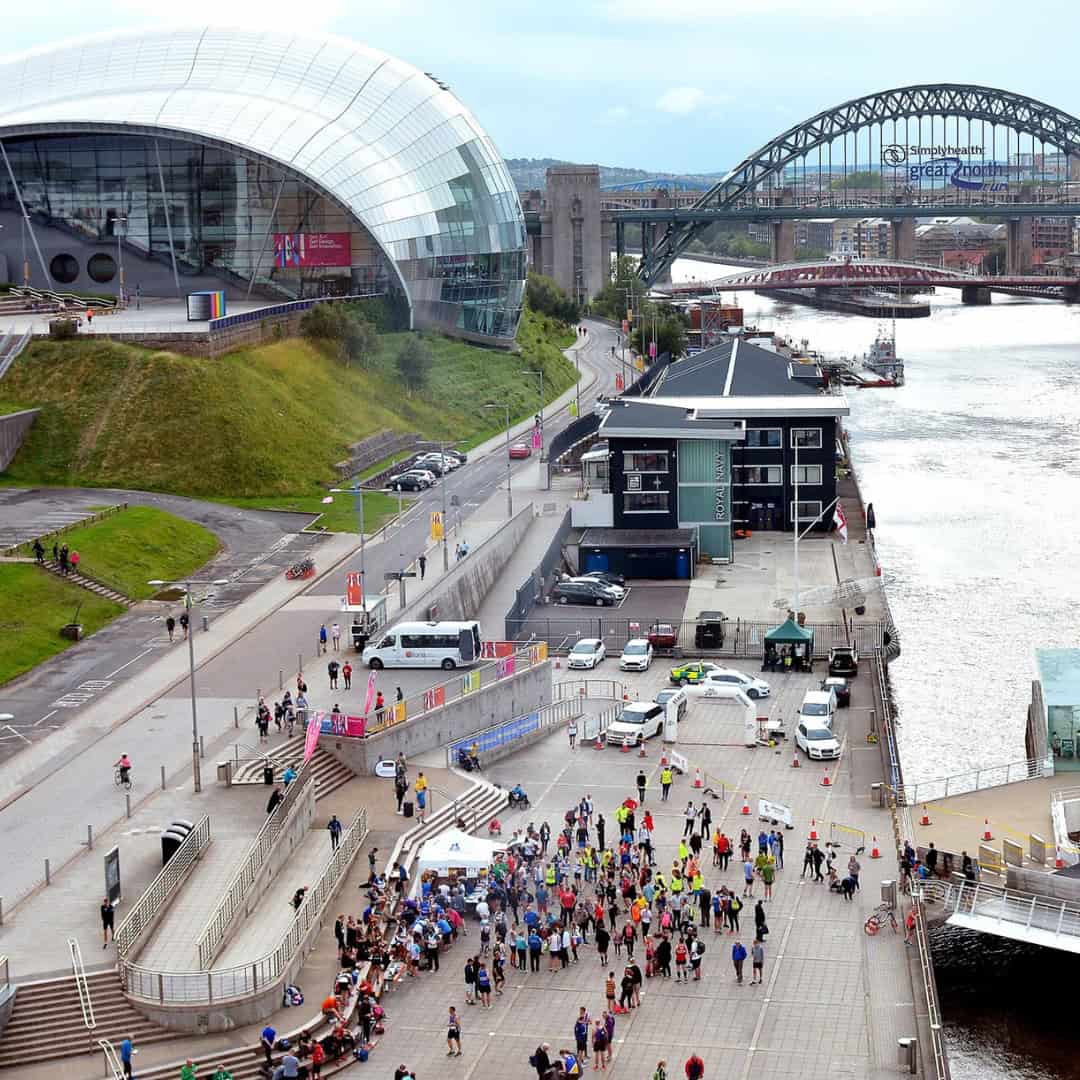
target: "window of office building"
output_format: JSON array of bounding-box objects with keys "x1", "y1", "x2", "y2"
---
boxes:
[
  {"x1": 791, "y1": 428, "x2": 822, "y2": 449},
  {"x1": 745, "y1": 428, "x2": 782, "y2": 448},
  {"x1": 791, "y1": 500, "x2": 823, "y2": 523},
  {"x1": 623, "y1": 451, "x2": 669, "y2": 474},
  {"x1": 791, "y1": 465, "x2": 823, "y2": 485},
  {"x1": 624, "y1": 491, "x2": 669, "y2": 514},
  {"x1": 734, "y1": 465, "x2": 782, "y2": 485}
]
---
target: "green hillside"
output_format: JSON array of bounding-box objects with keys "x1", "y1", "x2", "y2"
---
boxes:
[{"x1": 0, "y1": 308, "x2": 577, "y2": 502}]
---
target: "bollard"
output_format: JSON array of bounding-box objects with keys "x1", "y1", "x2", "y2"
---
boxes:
[
  {"x1": 298, "y1": 654, "x2": 303, "y2": 676},
  {"x1": 279, "y1": 669, "x2": 284, "y2": 690},
  {"x1": 87, "y1": 824, "x2": 93, "y2": 850},
  {"x1": 234, "y1": 705, "x2": 239, "y2": 730},
  {"x1": 202, "y1": 615, "x2": 209, "y2": 632},
  {"x1": 45, "y1": 858, "x2": 51, "y2": 885},
  {"x1": 0, "y1": 896, "x2": 4, "y2": 926},
  {"x1": 126, "y1": 793, "x2": 132, "y2": 819},
  {"x1": 200, "y1": 735, "x2": 205, "y2": 760},
  {"x1": 161, "y1": 764, "x2": 166, "y2": 791}
]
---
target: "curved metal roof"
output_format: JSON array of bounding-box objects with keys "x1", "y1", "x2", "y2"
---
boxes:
[{"x1": 0, "y1": 28, "x2": 522, "y2": 262}]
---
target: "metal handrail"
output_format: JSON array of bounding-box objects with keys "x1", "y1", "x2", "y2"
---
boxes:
[
  {"x1": 948, "y1": 880, "x2": 1080, "y2": 940},
  {"x1": 0, "y1": 955, "x2": 9, "y2": 993},
  {"x1": 897, "y1": 756, "x2": 1046, "y2": 806},
  {"x1": 195, "y1": 766, "x2": 313, "y2": 968},
  {"x1": 0, "y1": 327, "x2": 31, "y2": 379},
  {"x1": 68, "y1": 938, "x2": 96, "y2": 1031},
  {"x1": 909, "y1": 896, "x2": 950, "y2": 1080},
  {"x1": 443, "y1": 697, "x2": 584, "y2": 768},
  {"x1": 120, "y1": 807, "x2": 368, "y2": 1006},
  {"x1": 11, "y1": 284, "x2": 116, "y2": 308},
  {"x1": 115, "y1": 816, "x2": 211, "y2": 960},
  {"x1": 97, "y1": 1039, "x2": 124, "y2": 1080}
]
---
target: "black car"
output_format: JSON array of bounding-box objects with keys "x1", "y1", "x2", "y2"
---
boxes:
[
  {"x1": 445, "y1": 449, "x2": 468, "y2": 465},
  {"x1": 388, "y1": 472, "x2": 427, "y2": 492},
  {"x1": 694, "y1": 610, "x2": 726, "y2": 649},
  {"x1": 412, "y1": 456, "x2": 447, "y2": 476},
  {"x1": 828, "y1": 646, "x2": 859, "y2": 677},
  {"x1": 580, "y1": 570, "x2": 626, "y2": 588},
  {"x1": 552, "y1": 580, "x2": 616, "y2": 606}
]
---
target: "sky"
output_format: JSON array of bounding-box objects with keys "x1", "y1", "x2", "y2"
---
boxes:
[{"x1": 5, "y1": 2, "x2": 1080, "y2": 174}]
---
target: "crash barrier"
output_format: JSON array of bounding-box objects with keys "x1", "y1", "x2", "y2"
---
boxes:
[
  {"x1": 829, "y1": 822, "x2": 867, "y2": 852},
  {"x1": 445, "y1": 698, "x2": 586, "y2": 767},
  {"x1": 195, "y1": 765, "x2": 315, "y2": 968},
  {"x1": 114, "y1": 816, "x2": 211, "y2": 961},
  {"x1": 505, "y1": 614, "x2": 888, "y2": 657},
  {"x1": 120, "y1": 807, "x2": 367, "y2": 1016}
]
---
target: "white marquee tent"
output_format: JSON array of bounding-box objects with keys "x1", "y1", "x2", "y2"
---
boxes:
[{"x1": 416, "y1": 828, "x2": 505, "y2": 876}]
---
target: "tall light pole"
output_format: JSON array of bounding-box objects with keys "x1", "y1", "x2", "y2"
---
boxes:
[
  {"x1": 522, "y1": 368, "x2": 544, "y2": 448},
  {"x1": 440, "y1": 440, "x2": 450, "y2": 571},
  {"x1": 485, "y1": 402, "x2": 513, "y2": 518},
  {"x1": 147, "y1": 577, "x2": 229, "y2": 793},
  {"x1": 328, "y1": 483, "x2": 366, "y2": 585}
]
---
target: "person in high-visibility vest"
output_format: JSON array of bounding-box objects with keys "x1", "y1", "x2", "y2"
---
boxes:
[{"x1": 660, "y1": 766, "x2": 674, "y2": 802}]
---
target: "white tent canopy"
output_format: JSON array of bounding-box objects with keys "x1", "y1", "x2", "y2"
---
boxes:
[{"x1": 416, "y1": 828, "x2": 505, "y2": 876}]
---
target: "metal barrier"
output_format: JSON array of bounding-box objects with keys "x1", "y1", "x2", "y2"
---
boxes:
[
  {"x1": 11, "y1": 284, "x2": 116, "y2": 308},
  {"x1": 97, "y1": 1039, "x2": 124, "y2": 1080},
  {"x1": 115, "y1": 815, "x2": 211, "y2": 960},
  {"x1": 945, "y1": 879, "x2": 1080, "y2": 946},
  {"x1": 0, "y1": 955, "x2": 8, "y2": 993},
  {"x1": 444, "y1": 698, "x2": 582, "y2": 767},
  {"x1": 909, "y1": 896, "x2": 950, "y2": 1080},
  {"x1": 195, "y1": 767, "x2": 313, "y2": 969},
  {"x1": 896, "y1": 757, "x2": 1047, "y2": 807},
  {"x1": 0, "y1": 327, "x2": 31, "y2": 379},
  {"x1": 68, "y1": 938, "x2": 96, "y2": 1031},
  {"x1": 120, "y1": 807, "x2": 367, "y2": 1006},
  {"x1": 207, "y1": 292, "x2": 381, "y2": 334}
]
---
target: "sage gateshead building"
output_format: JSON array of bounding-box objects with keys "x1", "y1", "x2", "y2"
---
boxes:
[{"x1": 0, "y1": 29, "x2": 526, "y2": 344}]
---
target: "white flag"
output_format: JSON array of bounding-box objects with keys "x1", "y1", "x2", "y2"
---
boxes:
[{"x1": 833, "y1": 502, "x2": 848, "y2": 544}]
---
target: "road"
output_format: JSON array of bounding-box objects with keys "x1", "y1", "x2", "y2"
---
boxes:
[{"x1": 0, "y1": 320, "x2": 620, "y2": 758}]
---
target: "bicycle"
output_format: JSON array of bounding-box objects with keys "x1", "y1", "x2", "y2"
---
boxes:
[
  {"x1": 114, "y1": 767, "x2": 133, "y2": 791},
  {"x1": 864, "y1": 903, "x2": 898, "y2": 935}
]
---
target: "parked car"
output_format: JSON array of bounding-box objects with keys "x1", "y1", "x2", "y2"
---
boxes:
[
  {"x1": 669, "y1": 660, "x2": 721, "y2": 686},
  {"x1": 619, "y1": 639, "x2": 653, "y2": 672},
  {"x1": 606, "y1": 701, "x2": 665, "y2": 747},
  {"x1": 568, "y1": 638, "x2": 606, "y2": 669},
  {"x1": 797, "y1": 688, "x2": 837, "y2": 729},
  {"x1": 687, "y1": 667, "x2": 771, "y2": 699},
  {"x1": 552, "y1": 580, "x2": 617, "y2": 606},
  {"x1": 417, "y1": 453, "x2": 459, "y2": 472},
  {"x1": 795, "y1": 721, "x2": 841, "y2": 761},
  {"x1": 387, "y1": 472, "x2": 429, "y2": 492},
  {"x1": 410, "y1": 456, "x2": 446, "y2": 476},
  {"x1": 828, "y1": 645, "x2": 859, "y2": 677},
  {"x1": 565, "y1": 575, "x2": 626, "y2": 600},
  {"x1": 694, "y1": 610, "x2": 727, "y2": 649},
  {"x1": 445, "y1": 449, "x2": 468, "y2": 464},
  {"x1": 647, "y1": 622, "x2": 678, "y2": 650},
  {"x1": 654, "y1": 687, "x2": 688, "y2": 721},
  {"x1": 821, "y1": 676, "x2": 851, "y2": 707},
  {"x1": 509, "y1": 442, "x2": 532, "y2": 459},
  {"x1": 580, "y1": 570, "x2": 626, "y2": 588}
]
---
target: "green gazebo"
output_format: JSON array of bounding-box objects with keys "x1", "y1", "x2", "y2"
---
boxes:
[{"x1": 764, "y1": 617, "x2": 814, "y2": 671}]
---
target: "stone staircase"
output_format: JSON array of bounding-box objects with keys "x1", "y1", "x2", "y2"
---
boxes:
[
  {"x1": 40, "y1": 559, "x2": 135, "y2": 607},
  {"x1": 0, "y1": 970, "x2": 179, "y2": 1069},
  {"x1": 232, "y1": 736, "x2": 356, "y2": 800}
]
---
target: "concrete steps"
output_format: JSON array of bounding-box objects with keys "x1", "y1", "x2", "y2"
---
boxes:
[
  {"x1": 39, "y1": 560, "x2": 135, "y2": 607},
  {"x1": 0, "y1": 971, "x2": 179, "y2": 1069},
  {"x1": 232, "y1": 737, "x2": 355, "y2": 800}
]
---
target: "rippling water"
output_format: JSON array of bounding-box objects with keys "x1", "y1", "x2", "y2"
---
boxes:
[
  {"x1": 674, "y1": 259, "x2": 1080, "y2": 784},
  {"x1": 673, "y1": 258, "x2": 1080, "y2": 1078}
]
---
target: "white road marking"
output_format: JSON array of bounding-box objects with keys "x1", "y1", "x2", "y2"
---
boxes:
[
  {"x1": 3, "y1": 725, "x2": 31, "y2": 744},
  {"x1": 33, "y1": 709, "x2": 59, "y2": 726},
  {"x1": 105, "y1": 649, "x2": 153, "y2": 679}
]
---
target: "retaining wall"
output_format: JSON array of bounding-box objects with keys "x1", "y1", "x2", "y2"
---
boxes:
[
  {"x1": 325, "y1": 661, "x2": 552, "y2": 774},
  {"x1": 0, "y1": 408, "x2": 39, "y2": 471}
]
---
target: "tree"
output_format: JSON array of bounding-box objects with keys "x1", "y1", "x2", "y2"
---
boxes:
[
  {"x1": 592, "y1": 255, "x2": 648, "y2": 321},
  {"x1": 525, "y1": 272, "x2": 579, "y2": 323},
  {"x1": 299, "y1": 303, "x2": 379, "y2": 367},
  {"x1": 342, "y1": 315, "x2": 379, "y2": 369},
  {"x1": 630, "y1": 304, "x2": 687, "y2": 361},
  {"x1": 830, "y1": 171, "x2": 880, "y2": 190},
  {"x1": 396, "y1": 335, "x2": 434, "y2": 394}
]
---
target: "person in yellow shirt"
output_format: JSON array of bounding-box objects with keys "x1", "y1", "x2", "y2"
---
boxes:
[{"x1": 414, "y1": 772, "x2": 428, "y2": 822}]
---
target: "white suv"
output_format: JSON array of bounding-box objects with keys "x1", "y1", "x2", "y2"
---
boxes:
[
  {"x1": 619, "y1": 639, "x2": 653, "y2": 671},
  {"x1": 606, "y1": 702, "x2": 665, "y2": 746},
  {"x1": 690, "y1": 668, "x2": 771, "y2": 699}
]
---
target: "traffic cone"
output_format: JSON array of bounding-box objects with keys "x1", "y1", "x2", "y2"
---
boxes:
[
  {"x1": 741, "y1": 794, "x2": 751, "y2": 815},
  {"x1": 875, "y1": 562, "x2": 882, "y2": 577},
  {"x1": 620, "y1": 741, "x2": 631, "y2": 754},
  {"x1": 821, "y1": 768, "x2": 831, "y2": 787},
  {"x1": 1056, "y1": 848, "x2": 1065, "y2": 869},
  {"x1": 554, "y1": 657, "x2": 561, "y2": 669},
  {"x1": 870, "y1": 836, "x2": 881, "y2": 859},
  {"x1": 791, "y1": 749, "x2": 801, "y2": 768},
  {"x1": 638, "y1": 742, "x2": 647, "y2": 758},
  {"x1": 660, "y1": 754, "x2": 668, "y2": 766},
  {"x1": 809, "y1": 819, "x2": 819, "y2": 841},
  {"x1": 982, "y1": 818, "x2": 993, "y2": 841},
  {"x1": 594, "y1": 734, "x2": 604, "y2": 751},
  {"x1": 694, "y1": 768, "x2": 703, "y2": 789},
  {"x1": 920, "y1": 805, "x2": 932, "y2": 827}
]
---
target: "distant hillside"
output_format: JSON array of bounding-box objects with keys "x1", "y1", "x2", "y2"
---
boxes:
[{"x1": 506, "y1": 157, "x2": 724, "y2": 192}]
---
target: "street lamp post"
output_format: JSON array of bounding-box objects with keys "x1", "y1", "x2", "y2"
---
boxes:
[
  {"x1": 115, "y1": 214, "x2": 127, "y2": 307},
  {"x1": 484, "y1": 402, "x2": 513, "y2": 518},
  {"x1": 328, "y1": 484, "x2": 366, "y2": 586},
  {"x1": 147, "y1": 577, "x2": 229, "y2": 793},
  {"x1": 440, "y1": 440, "x2": 450, "y2": 571},
  {"x1": 522, "y1": 368, "x2": 544, "y2": 448}
]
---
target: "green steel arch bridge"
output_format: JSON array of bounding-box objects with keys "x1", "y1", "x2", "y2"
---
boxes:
[{"x1": 619, "y1": 84, "x2": 1080, "y2": 285}]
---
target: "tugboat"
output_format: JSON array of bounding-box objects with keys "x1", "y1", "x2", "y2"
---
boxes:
[{"x1": 861, "y1": 329, "x2": 905, "y2": 386}]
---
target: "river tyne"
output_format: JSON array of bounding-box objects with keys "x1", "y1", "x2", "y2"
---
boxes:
[{"x1": 673, "y1": 258, "x2": 1080, "y2": 1078}]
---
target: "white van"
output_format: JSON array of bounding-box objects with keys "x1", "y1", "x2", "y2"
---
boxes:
[
  {"x1": 797, "y1": 688, "x2": 837, "y2": 729},
  {"x1": 362, "y1": 620, "x2": 481, "y2": 670}
]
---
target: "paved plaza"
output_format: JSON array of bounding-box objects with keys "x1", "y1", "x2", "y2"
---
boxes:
[{"x1": 361, "y1": 663, "x2": 919, "y2": 1080}]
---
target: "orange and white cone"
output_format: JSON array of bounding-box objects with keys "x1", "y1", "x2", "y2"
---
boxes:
[
  {"x1": 1056, "y1": 848, "x2": 1066, "y2": 869},
  {"x1": 791, "y1": 749, "x2": 801, "y2": 768},
  {"x1": 694, "y1": 768, "x2": 703, "y2": 789},
  {"x1": 870, "y1": 836, "x2": 881, "y2": 859},
  {"x1": 982, "y1": 818, "x2": 993, "y2": 841},
  {"x1": 594, "y1": 734, "x2": 604, "y2": 750},
  {"x1": 620, "y1": 740, "x2": 631, "y2": 754},
  {"x1": 809, "y1": 819, "x2": 819, "y2": 841},
  {"x1": 821, "y1": 768, "x2": 831, "y2": 787},
  {"x1": 741, "y1": 794, "x2": 751, "y2": 815},
  {"x1": 920, "y1": 805, "x2": 932, "y2": 827}
]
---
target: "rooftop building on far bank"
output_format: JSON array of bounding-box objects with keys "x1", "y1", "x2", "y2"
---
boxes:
[{"x1": 0, "y1": 28, "x2": 526, "y2": 345}]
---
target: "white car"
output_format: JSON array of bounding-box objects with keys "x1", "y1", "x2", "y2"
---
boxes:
[
  {"x1": 568, "y1": 638, "x2": 606, "y2": 669},
  {"x1": 606, "y1": 701, "x2": 665, "y2": 746},
  {"x1": 795, "y1": 721, "x2": 841, "y2": 761},
  {"x1": 797, "y1": 688, "x2": 837, "y2": 729},
  {"x1": 619, "y1": 639, "x2": 653, "y2": 671},
  {"x1": 566, "y1": 576, "x2": 625, "y2": 600},
  {"x1": 687, "y1": 668, "x2": 771, "y2": 699}
]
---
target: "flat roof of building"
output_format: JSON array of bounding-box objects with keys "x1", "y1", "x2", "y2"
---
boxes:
[{"x1": 579, "y1": 528, "x2": 697, "y2": 549}]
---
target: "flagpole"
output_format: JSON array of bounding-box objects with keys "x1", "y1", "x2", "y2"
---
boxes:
[{"x1": 793, "y1": 432, "x2": 800, "y2": 614}]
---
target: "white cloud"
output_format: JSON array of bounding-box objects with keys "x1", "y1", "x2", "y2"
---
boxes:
[
  {"x1": 656, "y1": 86, "x2": 707, "y2": 114},
  {"x1": 608, "y1": 0, "x2": 934, "y2": 17}
]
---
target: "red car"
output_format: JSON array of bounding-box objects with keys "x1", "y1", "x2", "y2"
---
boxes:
[
  {"x1": 509, "y1": 442, "x2": 532, "y2": 459},
  {"x1": 647, "y1": 622, "x2": 678, "y2": 649}
]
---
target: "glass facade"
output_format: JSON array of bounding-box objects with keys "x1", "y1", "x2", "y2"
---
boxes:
[
  {"x1": 678, "y1": 439, "x2": 733, "y2": 560},
  {"x1": 0, "y1": 28, "x2": 526, "y2": 343}
]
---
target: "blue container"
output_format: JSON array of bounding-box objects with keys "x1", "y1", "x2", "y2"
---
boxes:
[
  {"x1": 675, "y1": 549, "x2": 690, "y2": 579},
  {"x1": 584, "y1": 551, "x2": 609, "y2": 573}
]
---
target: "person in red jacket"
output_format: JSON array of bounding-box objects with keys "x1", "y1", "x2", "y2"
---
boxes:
[{"x1": 685, "y1": 1054, "x2": 705, "y2": 1080}]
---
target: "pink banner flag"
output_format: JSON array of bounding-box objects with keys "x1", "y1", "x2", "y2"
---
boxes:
[
  {"x1": 363, "y1": 670, "x2": 377, "y2": 715},
  {"x1": 303, "y1": 710, "x2": 322, "y2": 763}
]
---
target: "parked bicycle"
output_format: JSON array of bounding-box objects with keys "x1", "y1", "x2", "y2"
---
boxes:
[
  {"x1": 285, "y1": 557, "x2": 316, "y2": 580},
  {"x1": 864, "y1": 903, "x2": 899, "y2": 935}
]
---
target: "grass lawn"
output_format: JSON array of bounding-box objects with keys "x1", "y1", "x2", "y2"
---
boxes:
[
  {"x1": 216, "y1": 490, "x2": 405, "y2": 534},
  {"x1": 12, "y1": 506, "x2": 220, "y2": 600},
  {"x1": 0, "y1": 564, "x2": 124, "y2": 685}
]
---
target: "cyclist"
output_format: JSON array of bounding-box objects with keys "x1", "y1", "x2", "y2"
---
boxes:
[{"x1": 115, "y1": 754, "x2": 132, "y2": 785}]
